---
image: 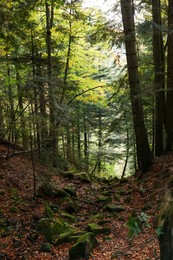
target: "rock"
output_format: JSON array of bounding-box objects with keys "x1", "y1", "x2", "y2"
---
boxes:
[
  {"x1": 89, "y1": 213, "x2": 104, "y2": 221},
  {"x1": 104, "y1": 204, "x2": 125, "y2": 213},
  {"x1": 114, "y1": 193, "x2": 121, "y2": 201},
  {"x1": 55, "y1": 230, "x2": 85, "y2": 244},
  {"x1": 60, "y1": 197, "x2": 78, "y2": 213},
  {"x1": 40, "y1": 243, "x2": 51, "y2": 252},
  {"x1": 61, "y1": 212, "x2": 77, "y2": 223},
  {"x1": 13, "y1": 239, "x2": 22, "y2": 248},
  {"x1": 55, "y1": 189, "x2": 70, "y2": 198},
  {"x1": 96, "y1": 195, "x2": 112, "y2": 203},
  {"x1": 76, "y1": 172, "x2": 91, "y2": 183},
  {"x1": 39, "y1": 218, "x2": 71, "y2": 243},
  {"x1": 86, "y1": 223, "x2": 111, "y2": 235},
  {"x1": 63, "y1": 187, "x2": 77, "y2": 197},
  {"x1": 69, "y1": 232, "x2": 98, "y2": 260}
]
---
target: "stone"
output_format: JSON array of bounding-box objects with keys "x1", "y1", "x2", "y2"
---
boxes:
[
  {"x1": 86, "y1": 223, "x2": 111, "y2": 235},
  {"x1": 104, "y1": 204, "x2": 125, "y2": 213},
  {"x1": 69, "y1": 232, "x2": 98, "y2": 259}
]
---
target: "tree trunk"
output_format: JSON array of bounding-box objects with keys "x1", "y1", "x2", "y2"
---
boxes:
[
  {"x1": 31, "y1": 29, "x2": 41, "y2": 153},
  {"x1": 6, "y1": 55, "x2": 16, "y2": 142},
  {"x1": 120, "y1": 0, "x2": 153, "y2": 173},
  {"x1": 15, "y1": 67, "x2": 28, "y2": 150},
  {"x1": 152, "y1": 0, "x2": 165, "y2": 156},
  {"x1": 45, "y1": 1, "x2": 58, "y2": 162},
  {"x1": 84, "y1": 114, "x2": 89, "y2": 172},
  {"x1": 158, "y1": 186, "x2": 173, "y2": 260},
  {"x1": 97, "y1": 109, "x2": 102, "y2": 174},
  {"x1": 166, "y1": 0, "x2": 173, "y2": 151}
]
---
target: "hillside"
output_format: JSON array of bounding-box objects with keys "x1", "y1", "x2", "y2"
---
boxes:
[{"x1": 0, "y1": 144, "x2": 172, "y2": 260}]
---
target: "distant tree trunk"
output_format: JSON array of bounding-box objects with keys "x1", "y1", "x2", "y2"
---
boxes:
[
  {"x1": 66, "y1": 125, "x2": 71, "y2": 160},
  {"x1": 0, "y1": 102, "x2": 4, "y2": 137},
  {"x1": 15, "y1": 67, "x2": 28, "y2": 150},
  {"x1": 45, "y1": 1, "x2": 57, "y2": 160},
  {"x1": 166, "y1": 0, "x2": 173, "y2": 151},
  {"x1": 120, "y1": 0, "x2": 153, "y2": 173},
  {"x1": 84, "y1": 114, "x2": 89, "y2": 172},
  {"x1": 61, "y1": 5, "x2": 72, "y2": 102},
  {"x1": 6, "y1": 54, "x2": 16, "y2": 142},
  {"x1": 152, "y1": 0, "x2": 165, "y2": 156},
  {"x1": 121, "y1": 127, "x2": 129, "y2": 179},
  {"x1": 31, "y1": 29, "x2": 41, "y2": 152},
  {"x1": 97, "y1": 109, "x2": 102, "y2": 174},
  {"x1": 77, "y1": 117, "x2": 81, "y2": 161}
]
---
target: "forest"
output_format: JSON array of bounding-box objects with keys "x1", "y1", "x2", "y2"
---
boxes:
[{"x1": 0, "y1": 0, "x2": 173, "y2": 259}]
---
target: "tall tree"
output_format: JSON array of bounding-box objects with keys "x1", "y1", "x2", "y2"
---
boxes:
[
  {"x1": 152, "y1": 0, "x2": 165, "y2": 155},
  {"x1": 120, "y1": 0, "x2": 153, "y2": 172},
  {"x1": 166, "y1": 0, "x2": 173, "y2": 151}
]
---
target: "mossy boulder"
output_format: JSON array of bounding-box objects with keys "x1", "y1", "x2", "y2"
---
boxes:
[
  {"x1": 63, "y1": 187, "x2": 77, "y2": 197},
  {"x1": 61, "y1": 212, "x2": 78, "y2": 223},
  {"x1": 86, "y1": 223, "x2": 111, "y2": 235},
  {"x1": 89, "y1": 213, "x2": 104, "y2": 222},
  {"x1": 96, "y1": 195, "x2": 112, "y2": 203},
  {"x1": 114, "y1": 193, "x2": 121, "y2": 201},
  {"x1": 60, "y1": 197, "x2": 78, "y2": 213},
  {"x1": 76, "y1": 172, "x2": 91, "y2": 183},
  {"x1": 39, "y1": 218, "x2": 72, "y2": 243},
  {"x1": 69, "y1": 232, "x2": 98, "y2": 259},
  {"x1": 104, "y1": 204, "x2": 125, "y2": 213},
  {"x1": 55, "y1": 230, "x2": 85, "y2": 244},
  {"x1": 55, "y1": 189, "x2": 70, "y2": 198},
  {"x1": 40, "y1": 243, "x2": 51, "y2": 252}
]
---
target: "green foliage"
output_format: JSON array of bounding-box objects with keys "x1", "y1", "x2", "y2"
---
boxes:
[
  {"x1": 126, "y1": 212, "x2": 151, "y2": 238},
  {"x1": 45, "y1": 204, "x2": 54, "y2": 218},
  {"x1": 155, "y1": 227, "x2": 164, "y2": 237}
]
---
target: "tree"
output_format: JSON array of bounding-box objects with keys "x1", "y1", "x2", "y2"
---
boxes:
[
  {"x1": 152, "y1": 0, "x2": 165, "y2": 156},
  {"x1": 166, "y1": 0, "x2": 173, "y2": 151},
  {"x1": 120, "y1": 0, "x2": 153, "y2": 172}
]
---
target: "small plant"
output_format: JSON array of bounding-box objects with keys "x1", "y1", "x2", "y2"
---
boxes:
[
  {"x1": 126, "y1": 212, "x2": 151, "y2": 238},
  {"x1": 155, "y1": 227, "x2": 164, "y2": 237}
]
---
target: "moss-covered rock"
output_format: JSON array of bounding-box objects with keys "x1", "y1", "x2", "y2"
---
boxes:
[
  {"x1": 114, "y1": 193, "x2": 121, "y2": 201},
  {"x1": 55, "y1": 230, "x2": 85, "y2": 244},
  {"x1": 39, "y1": 218, "x2": 72, "y2": 243},
  {"x1": 60, "y1": 197, "x2": 78, "y2": 213},
  {"x1": 104, "y1": 204, "x2": 125, "y2": 213},
  {"x1": 76, "y1": 172, "x2": 91, "y2": 183},
  {"x1": 40, "y1": 243, "x2": 51, "y2": 252},
  {"x1": 61, "y1": 212, "x2": 77, "y2": 223},
  {"x1": 89, "y1": 213, "x2": 104, "y2": 222},
  {"x1": 55, "y1": 189, "x2": 70, "y2": 198},
  {"x1": 63, "y1": 187, "x2": 77, "y2": 197},
  {"x1": 69, "y1": 232, "x2": 98, "y2": 259},
  {"x1": 96, "y1": 195, "x2": 112, "y2": 203},
  {"x1": 86, "y1": 223, "x2": 111, "y2": 235}
]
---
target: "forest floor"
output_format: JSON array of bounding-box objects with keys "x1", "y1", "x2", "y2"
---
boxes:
[{"x1": 0, "y1": 144, "x2": 172, "y2": 260}]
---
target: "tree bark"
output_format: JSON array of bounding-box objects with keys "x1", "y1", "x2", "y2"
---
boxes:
[
  {"x1": 152, "y1": 0, "x2": 165, "y2": 156},
  {"x1": 166, "y1": 0, "x2": 173, "y2": 151},
  {"x1": 120, "y1": 0, "x2": 153, "y2": 172}
]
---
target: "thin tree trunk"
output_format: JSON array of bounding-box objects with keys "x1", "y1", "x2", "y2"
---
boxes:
[
  {"x1": 31, "y1": 29, "x2": 41, "y2": 153},
  {"x1": 97, "y1": 109, "x2": 102, "y2": 174},
  {"x1": 121, "y1": 127, "x2": 129, "y2": 179},
  {"x1": 45, "y1": 1, "x2": 57, "y2": 158},
  {"x1": 15, "y1": 67, "x2": 28, "y2": 150},
  {"x1": 84, "y1": 114, "x2": 88, "y2": 172},
  {"x1": 6, "y1": 54, "x2": 16, "y2": 142},
  {"x1": 61, "y1": 5, "x2": 72, "y2": 103},
  {"x1": 120, "y1": 0, "x2": 153, "y2": 173}
]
